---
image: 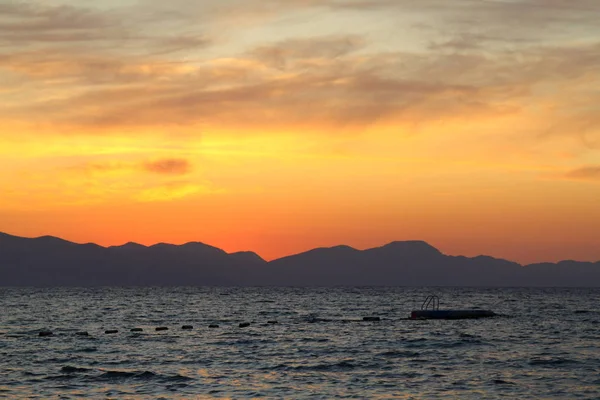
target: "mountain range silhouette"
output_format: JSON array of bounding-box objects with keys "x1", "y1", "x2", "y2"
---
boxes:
[{"x1": 1, "y1": 232, "x2": 598, "y2": 286}]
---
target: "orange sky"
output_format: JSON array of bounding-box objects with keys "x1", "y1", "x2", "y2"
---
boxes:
[{"x1": 1, "y1": 0, "x2": 600, "y2": 264}]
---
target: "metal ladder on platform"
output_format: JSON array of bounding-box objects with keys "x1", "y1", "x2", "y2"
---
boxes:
[{"x1": 421, "y1": 295, "x2": 440, "y2": 311}]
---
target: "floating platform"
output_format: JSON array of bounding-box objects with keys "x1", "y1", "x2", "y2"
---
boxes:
[
  {"x1": 410, "y1": 309, "x2": 496, "y2": 320},
  {"x1": 410, "y1": 295, "x2": 496, "y2": 320}
]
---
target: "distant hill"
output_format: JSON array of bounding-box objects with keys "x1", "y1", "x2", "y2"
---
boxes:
[
  {"x1": 0, "y1": 232, "x2": 266, "y2": 286},
  {"x1": 0, "y1": 232, "x2": 599, "y2": 286}
]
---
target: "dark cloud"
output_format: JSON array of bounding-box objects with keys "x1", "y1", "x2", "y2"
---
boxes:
[{"x1": 143, "y1": 159, "x2": 191, "y2": 175}]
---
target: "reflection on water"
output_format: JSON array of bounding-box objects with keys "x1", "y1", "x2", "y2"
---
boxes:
[{"x1": 0, "y1": 287, "x2": 599, "y2": 399}]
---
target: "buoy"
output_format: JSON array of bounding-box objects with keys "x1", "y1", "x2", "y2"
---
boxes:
[
  {"x1": 39, "y1": 331, "x2": 53, "y2": 337},
  {"x1": 181, "y1": 325, "x2": 193, "y2": 330},
  {"x1": 238, "y1": 322, "x2": 250, "y2": 328},
  {"x1": 363, "y1": 316, "x2": 381, "y2": 321},
  {"x1": 155, "y1": 327, "x2": 168, "y2": 331},
  {"x1": 208, "y1": 324, "x2": 219, "y2": 328},
  {"x1": 76, "y1": 331, "x2": 89, "y2": 336},
  {"x1": 130, "y1": 328, "x2": 143, "y2": 332},
  {"x1": 105, "y1": 329, "x2": 118, "y2": 334}
]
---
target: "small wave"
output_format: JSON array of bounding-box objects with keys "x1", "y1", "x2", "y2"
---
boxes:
[
  {"x1": 300, "y1": 337, "x2": 329, "y2": 343},
  {"x1": 42, "y1": 357, "x2": 80, "y2": 364},
  {"x1": 574, "y1": 310, "x2": 599, "y2": 315},
  {"x1": 299, "y1": 314, "x2": 333, "y2": 323},
  {"x1": 76, "y1": 347, "x2": 98, "y2": 353},
  {"x1": 406, "y1": 338, "x2": 427, "y2": 343},
  {"x1": 61, "y1": 366, "x2": 91, "y2": 373},
  {"x1": 165, "y1": 374, "x2": 194, "y2": 382},
  {"x1": 219, "y1": 331, "x2": 262, "y2": 338},
  {"x1": 210, "y1": 340, "x2": 235, "y2": 346},
  {"x1": 378, "y1": 350, "x2": 420, "y2": 358},
  {"x1": 98, "y1": 370, "x2": 157, "y2": 380},
  {"x1": 421, "y1": 338, "x2": 486, "y2": 349},
  {"x1": 272, "y1": 360, "x2": 358, "y2": 372},
  {"x1": 21, "y1": 371, "x2": 43, "y2": 377},
  {"x1": 459, "y1": 337, "x2": 486, "y2": 346},
  {"x1": 493, "y1": 379, "x2": 516, "y2": 385},
  {"x1": 306, "y1": 318, "x2": 333, "y2": 323},
  {"x1": 299, "y1": 360, "x2": 356, "y2": 371},
  {"x1": 404, "y1": 338, "x2": 428, "y2": 348},
  {"x1": 44, "y1": 374, "x2": 76, "y2": 381},
  {"x1": 231, "y1": 339, "x2": 260, "y2": 345},
  {"x1": 529, "y1": 357, "x2": 580, "y2": 366},
  {"x1": 374, "y1": 370, "x2": 423, "y2": 379},
  {"x1": 95, "y1": 370, "x2": 194, "y2": 382}
]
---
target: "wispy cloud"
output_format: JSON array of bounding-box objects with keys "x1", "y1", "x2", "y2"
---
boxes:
[
  {"x1": 1, "y1": 0, "x2": 600, "y2": 143},
  {"x1": 5, "y1": 39, "x2": 598, "y2": 140},
  {"x1": 143, "y1": 158, "x2": 191, "y2": 175},
  {"x1": 249, "y1": 35, "x2": 365, "y2": 70},
  {"x1": 565, "y1": 165, "x2": 600, "y2": 181},
  {"x1": 0, "y1": 2, "x2": 122, "y2": 43},
  {"x1": 135, "y1": 181, "x2": 218, "y2": 202},
  {"x1": 68, "y1": 158, "x2": 192, "y2": 176}
]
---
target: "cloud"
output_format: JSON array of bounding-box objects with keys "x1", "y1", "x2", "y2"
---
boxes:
[
  {"x1": 2, "y1": 42, "x2": 512, "y2": 130},
  {"x1": 0, "y1": 1, "x2": 211, "y2": 69},
  {"x1": 1, "y1": 0, "x2": 599, "y2": 148},
  {"x1": 565, "y1": 166, "x2": 600, "y2": 181},
  {"x1": 67, "y1": 158, "x2": 192, "y2": 176},
  {"x1": 67, "y1": 161, "x2": 133, "y2": 176},
  {"x1": 0, "y1": 2, "x2": 127, "y2": 44},
  {"x1": 135, "y1": 181, "x2": 216, "y2": 202},
  {"x1": 143, "y1": 158, "x2": 191, "y2": 175},
  {"x1": 249, "y1": 35, "x2": 365, "y2": 70}
]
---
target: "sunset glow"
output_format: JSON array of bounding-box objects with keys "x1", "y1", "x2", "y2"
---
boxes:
[{"x1": 1, "y1": 0, "x2": 600, "y2": 263}]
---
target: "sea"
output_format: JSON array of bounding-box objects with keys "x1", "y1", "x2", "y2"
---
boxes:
[{"x1": 0, "y1": 287, "x2": 598, "y2": 399}]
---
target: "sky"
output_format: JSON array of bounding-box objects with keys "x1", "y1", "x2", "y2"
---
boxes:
[{"x1": 1, "y1": 0, "x2": 600, "y2": 264}]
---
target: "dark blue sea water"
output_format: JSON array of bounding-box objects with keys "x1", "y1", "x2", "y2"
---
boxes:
[{"x1": 0, "y1": 287, "x2": 599, "y2": 399}]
